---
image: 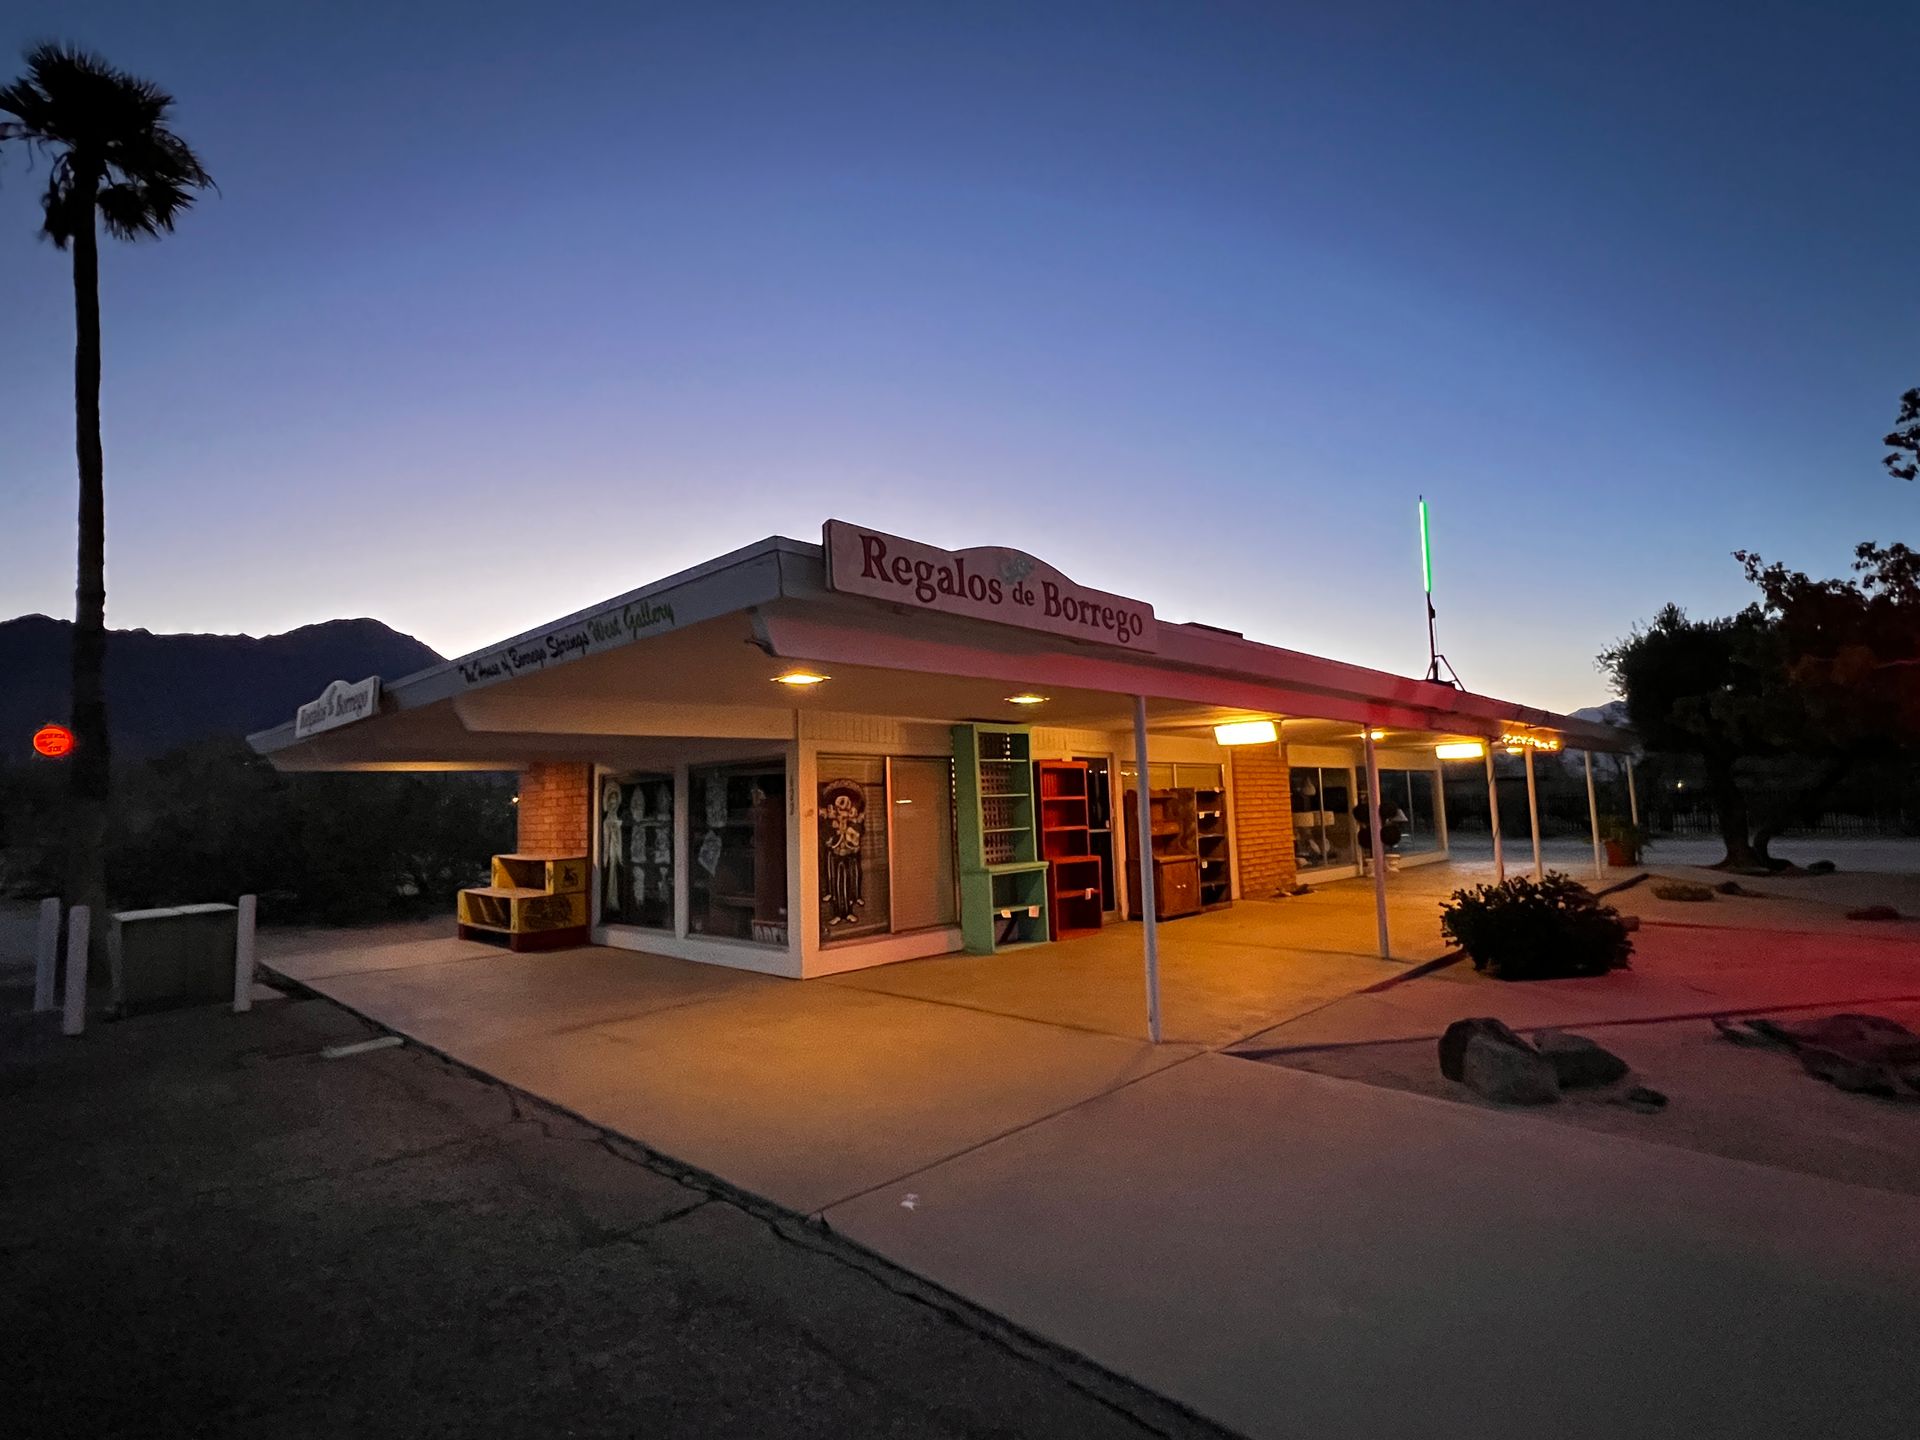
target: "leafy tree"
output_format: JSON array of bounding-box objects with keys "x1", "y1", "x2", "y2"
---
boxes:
[
  {"x1": 0, "y1": 45, "x2": 213, "y2": 941},
  {"x1": 1599, "y1": 604, "x2": 1794, "y2": 868},
  {"x1": 1603, "y1": 546, "x2": 1920, "y2": 869},
  {"x1": 1887, "y1": 388, "x2": 1920, "y2": 483},
  {"x1": 3, "y1": 739, "x2": 515, "y2": 924},
  {"x1": 1737, "y1": 543, "x2": 1920, "y2": 738}
]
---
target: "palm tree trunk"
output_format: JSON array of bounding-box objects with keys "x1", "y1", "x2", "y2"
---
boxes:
[{"x1": 67, "y1": 195, "x2": 111, "y2": 945}]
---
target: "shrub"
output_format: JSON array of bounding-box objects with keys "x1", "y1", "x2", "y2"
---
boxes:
[{"x1": 1441, "y1": 871, "x2": 1634, "y2": 981}]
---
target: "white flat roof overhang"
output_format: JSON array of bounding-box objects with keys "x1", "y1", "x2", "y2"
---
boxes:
[{"x1": 250, "y1": 535, "x2": 1627, "y2": 770}]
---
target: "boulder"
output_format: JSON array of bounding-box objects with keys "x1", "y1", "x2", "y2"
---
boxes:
[
  {"x1": 1846, "y1": 905, "x2": 1901, "y2": 922},
  {"x1": 1730, "y1": 1013, "x2": 1920, "y2": 1096},
  {"x1": 1459, "y1": 1032, "x2": 1560, "y2": 1106},
  {"x1": 1610, "y1": 1086, "x2": 1668, "y2": 1112},
  {"x1": 1439, "y1": 1016, "x2": 1526, "y2": 1082},
  {"x1": 1532, "y1": 1030, "x2": 1630, "y2": 1088},
  {"x1": 1797, "y1": 1047, "x2": 1904, "y2": 1096}
]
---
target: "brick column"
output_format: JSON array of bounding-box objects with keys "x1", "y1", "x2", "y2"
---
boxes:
[
  {"x1": 1230, "y1": 743, "x2": 1296, "y2": 898},
  {"x1": 517, "y1": 762, "x2": 592, "y2": 855}
]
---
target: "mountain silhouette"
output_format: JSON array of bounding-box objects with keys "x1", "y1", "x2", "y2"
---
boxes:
[{"x1": 1, "y1": 615, "x2": 442, "y2": 760}]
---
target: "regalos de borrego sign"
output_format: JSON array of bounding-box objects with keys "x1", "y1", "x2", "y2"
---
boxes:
[{"x1": 824, "y1": 520, "x2": 1157, "y2": 651}]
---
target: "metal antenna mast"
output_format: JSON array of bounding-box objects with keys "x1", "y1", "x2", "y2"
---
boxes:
[{"x1": 1420, "y1": 495, "x2": 1463, "y2": 688}]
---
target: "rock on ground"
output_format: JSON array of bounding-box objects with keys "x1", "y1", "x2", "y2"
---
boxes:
[
  {"x1": 1440, "y1": 1018, "x2": 1560, "y2": 1105},
  {"x1": 1532, "y1": 1029, "x2": 1630, "y2": 1089}
]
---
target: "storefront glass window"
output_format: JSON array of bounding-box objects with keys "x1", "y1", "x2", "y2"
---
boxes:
[
  {"x1": 1370, "y1": 768, "x2": 1442, "y2": 855},
  {"x1": 688, "y1": 761, "x2": 788, "y2": 945},
  {"x1": 600, "y1": 772, "x2": 673, "y2": 929},
  {"x1": 1292, "y1": 765, "x2": 1355, "y2": 870},
  {"x1": 818, "y1": 755, "x2": 957, "y2": 945},
  {"x1": 818, "y1": 757, "x2": 890, "y2": 941}
]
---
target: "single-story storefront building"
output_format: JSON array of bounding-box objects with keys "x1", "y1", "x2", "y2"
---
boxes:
[{"x1": 251, "y1": 520, "x2": 1628, "y2": 1016}]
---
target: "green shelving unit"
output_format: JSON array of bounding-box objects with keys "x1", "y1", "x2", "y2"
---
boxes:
[{"x1": 953, "y1": 723, "x2": 1051, "y2": 953}]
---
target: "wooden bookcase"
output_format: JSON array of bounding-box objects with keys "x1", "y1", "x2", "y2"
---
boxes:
[
  {"x1": 953, "y1": 724, "x2": 1050, "y2": 952},
  {"x1": 1193, "y1": 782, "x2": 1233, "y2": 909},
  {"x1": 1035, "y1": 760, "x2": 1104, "y2": 940},
  {"x1": 458, "y1": 853, "x2": 590, "y2": 951},
  {"x1": 1123, "y1": 788, "x2": 1202, "y2": 921}
]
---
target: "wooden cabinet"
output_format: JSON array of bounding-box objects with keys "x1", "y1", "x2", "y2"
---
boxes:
[
  {"x1": 1194, "y1": 784, "x2": 1232, "y2": 909},
  {"x1": 1154, "y1": 856, "x2": 1201, "y2": 916},
  {"x1": 1036, "y1": 760, "x2": 1103, "y2": 940},
  {"x1": 1124, "y1": 788, "x2": 1204, "y2": 920}
]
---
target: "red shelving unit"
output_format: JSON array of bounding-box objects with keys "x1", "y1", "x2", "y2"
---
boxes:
[{"x1": 1035, "y1": 760, "x2": 1104, "y2": 940}]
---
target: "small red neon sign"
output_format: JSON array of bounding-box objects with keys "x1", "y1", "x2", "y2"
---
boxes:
[{"x1": 32, "y1": 723, "x2": 75, "y2": 759}]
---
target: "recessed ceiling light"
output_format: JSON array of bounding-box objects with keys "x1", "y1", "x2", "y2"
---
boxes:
[
  {"x1": 772, "y1": 670, "x2": 829, "y2": 686},
  {"x1": 1005, "y1": 694, "x2": 1048, "y2": 705}
]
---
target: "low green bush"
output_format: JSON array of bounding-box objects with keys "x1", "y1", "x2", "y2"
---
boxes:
[{"x1": 1440, "y1": 872, "x2": 1634, "y2": 981}]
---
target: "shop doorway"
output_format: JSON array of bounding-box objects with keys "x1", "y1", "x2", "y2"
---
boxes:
[{"x1": 1074, "y1": 754, "x2": 1119, "y2": 914}]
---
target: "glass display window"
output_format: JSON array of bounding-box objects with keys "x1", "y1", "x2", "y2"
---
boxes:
[
  {"x1": 600, "y1": 772, "x2": 673, "y2": 929},
  {"x1": 1364, "y1": 768, "x2": 1444, "y2": 856},
  {"x1": 689, "y1": 761, "x2": 788, "y2": 945},
  {"x1": 819, "y1": 757, "x2": 891, "y2": 941},
  {"x1": 818, "y1": 754, "x2": 957, "y2": 945},
  {"x1": 1292, "y1": 764, "x2": 1356, "y2": 870}
]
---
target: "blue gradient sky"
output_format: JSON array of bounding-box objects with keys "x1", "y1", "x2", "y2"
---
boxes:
[{"x1": 3, "y1": 1, "x2": 1913, "y2": 711}]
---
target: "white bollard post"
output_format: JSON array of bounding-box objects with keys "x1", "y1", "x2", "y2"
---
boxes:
[
  {"x1": 233, "y1": 894, "x2": 258, "y2": 1013},
  {"x1": 34, "y1": 897, "x2": 60, "y2": 1013},
  {"x1": 62, "y1": 906, "x2": 90, "y2": 1037}
]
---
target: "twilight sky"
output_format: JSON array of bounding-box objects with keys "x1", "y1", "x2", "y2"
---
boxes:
[{"x1": 2, "y1": 1, "x2": 1913, "y2": 712}]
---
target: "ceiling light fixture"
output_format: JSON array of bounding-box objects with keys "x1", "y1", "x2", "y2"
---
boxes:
[
  {"x1": 1213, "y1": 719, "x2": 1279, "y2": 746},
  {"x1": 1434, "y1": 741, "x2": 1486, "y2": 760},
  {"x1": 1005, "y1": 694, "x2": 1049, "y2": 705},
  {"x1": 772, "y1": 670, "x2": 829, "y2": 687}
]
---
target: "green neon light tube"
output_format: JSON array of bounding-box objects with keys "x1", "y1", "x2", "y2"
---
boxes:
[{"x1": 1419, "y1": 497, "x2": 1432, "y2": 595}]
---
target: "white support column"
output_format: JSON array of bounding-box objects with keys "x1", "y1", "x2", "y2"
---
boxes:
[
  {"x1": 62, "y1": 906, "x2": 90, "y2": 1037},
  {"x1": 1626, "y1": 756, "x2": 1640, "y2": 828},
  {"x1": 1524, "y1": 747, "x2": 1543, "y2": 881},
  {"x1": 1132, "y1": 695, "x2": 1161, "y2": 1044},
  {"x1": 233, "y1": 894, "x2": 258, "y2": 1013},
  {"x1": 1362, "y1": 730, "x2": 1391, "y2": 959},
  {"x1": 1484, "y1": 748, "x2": 1505, "y2": 883},
  {"x1": 1584, "y1": 751, "x2": 1604, "y2": 881},
  {"x1": 34, "y1": 897, "x2": 60, "y2": 1013}
]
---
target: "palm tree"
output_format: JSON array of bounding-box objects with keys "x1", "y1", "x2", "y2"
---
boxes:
[{"x1": 0, "y1": 44, "x2": 212, "y2": 932}]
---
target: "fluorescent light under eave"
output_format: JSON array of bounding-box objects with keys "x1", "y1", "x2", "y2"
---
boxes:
[
  {"x1": 772, "y1": 670, "x2": 829, "y2": 687},
  {"x1": 1214, "y1": 720, "x2": 1278, "y2": 746},
  {"x1": 1434, "y1": 741, "x2": 1486, "y2": 760}
]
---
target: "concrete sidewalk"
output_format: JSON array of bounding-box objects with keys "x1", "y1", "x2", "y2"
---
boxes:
[
  {"x1": 252, "y1": 886, "x2": 1920, "y2": 1439},
  {"x1": 823, "y1": 1052, "x2": 1920, "y2": 1440}
]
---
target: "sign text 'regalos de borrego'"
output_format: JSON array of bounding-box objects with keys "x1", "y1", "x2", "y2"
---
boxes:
[
  {"x1": 294, "y1": 675, "x2": 382, "y2": 739},
  {"x1": 824, "y1": 521, "x2": 1157, "y2": 651}
]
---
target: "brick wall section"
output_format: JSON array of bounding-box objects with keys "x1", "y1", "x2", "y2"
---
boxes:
[
  {"x1": 517, "y1": 762, "x2": 592, "y2": 856},
  {"x1": 1230, "y1": 743, "x2": 1297, "y2": 897}
]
